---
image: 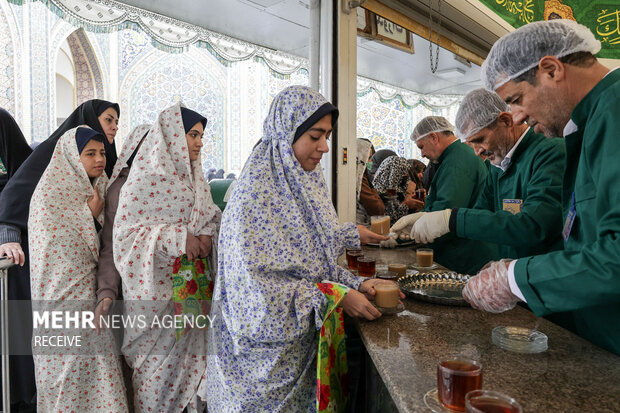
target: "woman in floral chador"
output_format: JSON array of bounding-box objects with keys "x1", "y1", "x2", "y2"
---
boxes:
[
  {"x1": 114, "y1": 104, "x2": 221, "y2": 412},
  {"x1": 207, "y1": 85, "x2": 398, "y2": 412},
  {"x1": 29, "y1": 126, "x2": 128, "y2": 412}
]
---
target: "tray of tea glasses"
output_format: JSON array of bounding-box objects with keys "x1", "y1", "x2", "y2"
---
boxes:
[{"x1": 398, "y1": 272, "x2": 472, "y2": 306}]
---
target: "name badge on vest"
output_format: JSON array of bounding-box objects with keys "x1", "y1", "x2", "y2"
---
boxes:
[
  {"x1": 562, "y1": 192, "x2": 577, "y2": 241},
  {"x1": 502, "y1": 199, "x2": 523, "y2": 215}
]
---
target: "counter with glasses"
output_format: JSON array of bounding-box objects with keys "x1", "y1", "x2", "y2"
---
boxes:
[{"x1": 350, "y1": 246, "x2": 620, "y2": 412}]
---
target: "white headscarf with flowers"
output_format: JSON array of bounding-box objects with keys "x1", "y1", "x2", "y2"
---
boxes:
[{"x1": 113, "y1": 103, "x2": 220, "y2": 412}]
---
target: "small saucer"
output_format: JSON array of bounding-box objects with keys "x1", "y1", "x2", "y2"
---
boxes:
[
  {"x1": 424, "y1": 388, "x2": 463, "y2": 413},
  {"x1": 374, "y1": 302, "x2": 404, "y2": 315},
  {"x1": 414, "y1": 263, "x2": 438, "y2": 270}
]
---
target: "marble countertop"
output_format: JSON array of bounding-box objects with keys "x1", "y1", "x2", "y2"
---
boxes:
[{"x1": 353, "y1": 246, "x2": 620, "y2": 412}]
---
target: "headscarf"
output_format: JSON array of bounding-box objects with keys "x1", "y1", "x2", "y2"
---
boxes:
[
  {"x1": 28, "y1": 127, "x2": 127, "y2": 410},
  {"x1": 207, "y1": 85, "x2": 361, "y2": 411},
  {"x1": 218, "y1": 85, "x2": 356, "y2": 288},
  {"x1": 108, "y1": 124, "x2": 150, "y2": 187},
  {"x1": 0, "y1": 108, "x2": 32, "y2": 194},
  {"x1": 369, "y1": 148, "x2": 398, "y2": 176},
  {"x1": 356, "y1": 138, "x2": 372, "y2": 198},
  {"x1": 113, "y1": 104, "x2": 220, "y2": 411},
  {"x1": 29, "y1": 125, "x2": 108, "y2": 301},
  {"x1": 180, "y1": 107, "x2": 207, "y2": 134},
  {"x1": 115, "y1": 103, "x2": 220, "y2": 301},
  {"x1": 75, "y1": 127, "x2": 104, "y2": 154},
  {"x1": 372, "y1": 155, "x2": 412, "y2": 195},
  {"x1": 0, "y1": 99, "x2": 119, "y2": 233}
]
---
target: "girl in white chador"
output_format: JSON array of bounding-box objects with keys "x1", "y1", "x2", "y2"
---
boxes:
[
  {"x1": 29, "y1": 126, "x2": 128, "y2": 412},
  {"x1": 114, "y1": 103, "x2": 221, "y2": 412}
]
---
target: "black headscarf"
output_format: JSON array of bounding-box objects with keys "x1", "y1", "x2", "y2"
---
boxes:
[
  {"x1": 180, "y1": 107, "x2": 207, "y2": 134},
  {"x1": 293, "y1": 102, "x2": 339, "y2": 143},
  {"x1": 0, "y1": 108, "x2": 32, "y2": 194},
  {"x1": 369, "y1": 148, "x2": 398, "y2": 176},
  {"x1": 0, "y1": 99, "x2": 119, "y2": 233}
]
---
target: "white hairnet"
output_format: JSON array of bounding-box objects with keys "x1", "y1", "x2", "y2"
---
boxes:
[
  {"x1": 410, "y1": 116, "x2": 454, "y2": 142},
  {"x1": 482, "y1": 19, "x2": 601, "y2": 91},
  {"x1": 455, "y1": 88, "x2": 509, "y2": 141}
]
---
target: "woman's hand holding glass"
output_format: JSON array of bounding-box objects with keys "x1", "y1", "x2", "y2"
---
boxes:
[
  {"x1": 359, "y1": 278, "x2": 405, "y2": 302},
  {"x1": 340, "y1": 289, "x2": 382, "y2": 320},
  {"x1": 357, "y1": 225, "x2": 389, "y2": 244}
]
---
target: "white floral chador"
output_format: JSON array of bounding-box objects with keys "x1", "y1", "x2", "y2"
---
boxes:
[
  {"x1": 114, "y1": 103, "x2": 221, "y2": 412},
  {"x1": 206, "y1": 86, "x2": 363, "y2": 412},
  {"x1": 29, "y1": 126, "x2": 128, "y2": 412}
]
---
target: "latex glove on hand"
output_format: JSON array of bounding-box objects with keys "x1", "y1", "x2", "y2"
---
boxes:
[
  {"x1": 379, "y1": 237, "x2": 398, "y2": 249},
  {"x1": 462, "y1": 260, "x2": 520, "y2": 313},
  {"x1": 411, "y1": 209, "x2": 451, "y2": 244},
  {"x1": 390, "y1": 212, "x2": 425, "y2": 236}
]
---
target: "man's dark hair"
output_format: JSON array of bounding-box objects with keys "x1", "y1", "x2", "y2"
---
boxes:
[{"x1": 513, "y1": 51, "x2": 597, "y2": 85}]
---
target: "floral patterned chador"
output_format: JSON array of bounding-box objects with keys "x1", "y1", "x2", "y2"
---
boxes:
[
  {"x1": 29, "y1": 126, "x2": 128, "y2": 412},
  {"x1": 114, "y1": 103, "x2": 221, "y2": 412},
  {"x1": 206, "y1": 86, "x2": 364, "y2": 412}
]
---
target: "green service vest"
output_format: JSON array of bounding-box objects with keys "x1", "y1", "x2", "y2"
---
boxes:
[
  {"x1": 424, "y1": 141, "x2": 497, "y2": 274},
  {"x1": 456, "y1": 129, "x2": 565, "y2": 259},
  {"x1": 515, "y1": 69, "x2": 620, "y2": 356}
]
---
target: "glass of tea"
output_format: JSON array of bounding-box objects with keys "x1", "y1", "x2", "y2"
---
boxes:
[
  {"x1": 346, "y1": 249, "x2": 363, "y2": 270},
  {"x1": 416, "y1": 248, "x2": 434, "y2": 268},
  {"x1": 357, "y1": 257, "x2": 376, "y2": 278},
  {"x1": 465, "y1": 390, "x2": 522, "y2": 413},
  {"x1": 388, "y1": 263, "x2": 407, "y2": 278},
  {"x1": 437, "y1": 357, "x2": 483, "y2": 411},
  {"x1": 370, "y1": 215, "x2": 391, "y2": 235}
]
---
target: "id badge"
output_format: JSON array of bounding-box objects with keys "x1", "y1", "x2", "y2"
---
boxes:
[
  {"x1": 562, "y1": 192, "x2": 576, "y2": 241},
  {"x1": 502, "y1": 199, "x2": 523, "y2": 215}
]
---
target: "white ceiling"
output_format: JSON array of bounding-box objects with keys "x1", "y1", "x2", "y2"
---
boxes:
[{"x1": 121, "y1": 0, "x2": 498, "y2": 95}]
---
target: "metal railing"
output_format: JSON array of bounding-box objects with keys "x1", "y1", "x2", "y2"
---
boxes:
[{"x1": 0, "y1": 257, "x2": 15, "y2": 413}]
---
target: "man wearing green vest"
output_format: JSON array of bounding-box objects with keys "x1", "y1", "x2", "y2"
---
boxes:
[
  {"x1": 399, "y1": 116, "x2": 496, "y2": 274},
  {"x1": 407, "y1": 88, "x2": 566, "y2": 260},
  {"x1": 462, "y1": 19, "x2": 620, "y2": 356}
]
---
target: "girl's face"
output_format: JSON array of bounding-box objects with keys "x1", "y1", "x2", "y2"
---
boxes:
[
  {"x1": 186, "y1": 121, "x2": 204, "y2": 162},
  {"x1": 292, "y1": 113, "x2": 332, "y2": 171},
  {"x1": 79, "y1": 140, "x2": 106, "y2": 178},
  {"x1": 98, "y1": 107, "x2": 119, "y2": 144}
]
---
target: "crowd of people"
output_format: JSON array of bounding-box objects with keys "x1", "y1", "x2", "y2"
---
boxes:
[{"x1": 0, "y1": 18, "x2": 617, "y2": 413}]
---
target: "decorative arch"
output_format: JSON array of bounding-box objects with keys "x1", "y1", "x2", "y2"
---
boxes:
[
  {"x1": 66, "y1": 28, "x2": 104, "y2": 104},
  {"x1": 119, "y1": 45, "x2": 227, "y2": 173}
]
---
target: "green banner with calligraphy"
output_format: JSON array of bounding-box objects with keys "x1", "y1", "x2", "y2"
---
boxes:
[{"x1": 478, "y1": 0, "x2": 620, "y2": 59}]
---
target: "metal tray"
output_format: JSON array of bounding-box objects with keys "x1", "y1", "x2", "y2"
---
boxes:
[{"x1": 398, "y1": 272, "x2": 472, "y2": 306}]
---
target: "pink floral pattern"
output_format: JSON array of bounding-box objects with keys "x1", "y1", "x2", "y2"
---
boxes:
[
  {"x1": 114, "y1": 103, "x2": 221, "y2": 412},
  {"x1": 29, "y1": 126, "x2": 128, "y2": 412}
]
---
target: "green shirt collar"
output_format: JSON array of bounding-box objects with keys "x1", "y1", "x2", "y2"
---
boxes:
[{"x1": 570, "y1": 68, "x2": 620, "y2": 130}]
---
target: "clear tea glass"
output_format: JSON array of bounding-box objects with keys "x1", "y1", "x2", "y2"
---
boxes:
[
  {"x1": 465, "y1": 390, "x2": 522, "y2": 413},
  {"x1": 346, "y1": 249, "x2": 363, "y2": 270},
  {"x1": 357, "y1": 257, "x2": 376, "y2": 278},
  {"x1": 370, "y1": 215, "x2": 391, "y2": 235},
  {"x1": 416, "y1": 248, "x2": 434, "y2": 268},
  {"x1": 437, "y1": 357, "x2": 483, "y2": 411}
]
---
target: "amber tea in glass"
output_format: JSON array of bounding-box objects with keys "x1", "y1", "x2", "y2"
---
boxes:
[
  {"x1": 346, "y1": 249, "x2": 363, "y2": 270},
  {"x1": 437, "y1": 358, "x2": 483, "y2": 411},
  {"x1": 357, "y1": 257, "x2": 376, "y2": 278}
]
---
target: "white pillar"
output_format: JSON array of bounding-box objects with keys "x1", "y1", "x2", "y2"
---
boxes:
[{"x1": 333, "y1": 0, "x2": 358, "y2": 224}]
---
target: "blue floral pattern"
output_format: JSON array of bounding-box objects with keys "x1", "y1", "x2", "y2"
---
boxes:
[{"x1": 206, "y1": 85, "x2": 364, "y2": 412}]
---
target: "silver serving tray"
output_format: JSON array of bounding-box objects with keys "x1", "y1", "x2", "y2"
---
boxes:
[{"x1": 398, "y1": 272, "x2": 472, "y2": 306}]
